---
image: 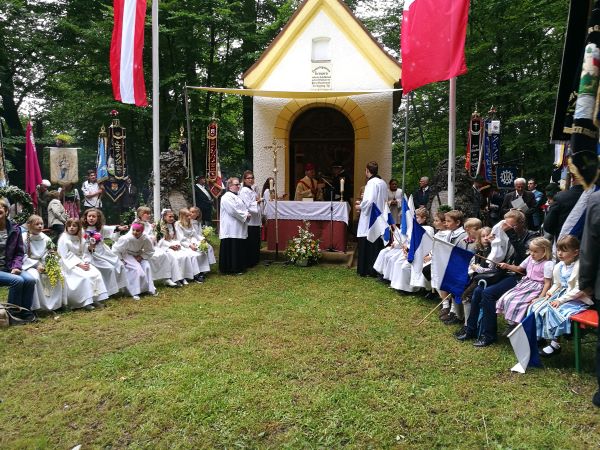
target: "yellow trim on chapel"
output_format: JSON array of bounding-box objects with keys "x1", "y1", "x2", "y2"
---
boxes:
[{"x1": 243, "y1": 0, "x2": 401, "y2": 89}]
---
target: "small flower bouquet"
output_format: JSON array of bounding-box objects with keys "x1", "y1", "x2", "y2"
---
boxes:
[
  {"x1": 85, "y1": 230, "x2": 103, "y2": 253},
  {"x1": 284, "y1": 220, "x2": 321, "y2": 265},
  {"x1": 202, "y1": 226, "x2": 214, "y2": 238},
  {"x1": 44, "y1": 240, "x2": 64, "y2": 287},
  {"x1": 198, "y1": 240, "x2": 209, "y2": 254}
]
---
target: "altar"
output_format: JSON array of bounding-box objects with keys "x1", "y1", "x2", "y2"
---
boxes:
[{"x1": 264, "y1": 201, "x2": 350, "y2": 252}]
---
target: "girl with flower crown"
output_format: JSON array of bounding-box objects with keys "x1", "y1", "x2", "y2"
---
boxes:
[
  {"x1": 57, "y1": 218, "x2": 108, "y2": 310},
  {"x1": 129, "y1": 206, "x2": 181, "y2": 287},
  {"x1": 80, "y1": 208, "x2": 128, "y2": 296},
  {"x1": 176, "y1": 208, "x2": 211, "y2": 282},
  {"x1": 22, "y1": 215, "x2": 67, "y2": 311},
  {"x1": 158, "y1": 209, "x2": 201, "y2": 284}
]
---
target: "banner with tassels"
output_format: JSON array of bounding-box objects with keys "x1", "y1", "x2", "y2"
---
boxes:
[
  {"x1": 102, "y1": 111, "x2": 129, "y2": 202},
  {"x1": 465, "y1": 112, "x2": 484, "y2": 178},
  {"x1": 206, "y1": 121, "x2": 223, "y2": 198}
]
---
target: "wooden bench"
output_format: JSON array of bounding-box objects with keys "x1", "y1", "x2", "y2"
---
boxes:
[{"x1": 570, "y1": 309, "x2": 598, "y2": 373}]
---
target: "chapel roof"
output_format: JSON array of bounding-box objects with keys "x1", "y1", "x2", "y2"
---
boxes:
[{"x1": 242, "y1": 0, "x2": 402, "y2": 89}]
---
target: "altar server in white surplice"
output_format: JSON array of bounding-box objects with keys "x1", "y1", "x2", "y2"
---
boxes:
[
  {"x1": 219, "y1": 177, "x2": 250, "y2": 274},
  {"x1": 239, "y1": 170, "x2": 262, "y2": 268},
  {"x1": 113, "y1": 222, "x2": 156, "y2": 300},
  {"x1": 158, "y1": 209, "x2": 200, "y2": 284},
  {"x1": 190, "y1": 206, "x2": 216, "y2": 264},
  {"x1": 355, "y1": 161, "x2": 388, "y2": 277},
  {"x1": 131, "y1": 206, "x2": 181, "y2": 287},
  {"x1": 176, "y1": 208, "x2": 210, "y2": 282},
  {"x1": 57, "y1": 218, "x2": 108, "y2": 310},
  {"x1": 80, "y1": 208, "x2": 128, "y2": 296},
  {"x1": 22, "y1": 215, "x2": 67, "y2": 311}
]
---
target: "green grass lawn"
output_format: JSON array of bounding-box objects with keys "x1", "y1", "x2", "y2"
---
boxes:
[{"x1": 1, "y1": 264, "x2": 599, "y2": 448}]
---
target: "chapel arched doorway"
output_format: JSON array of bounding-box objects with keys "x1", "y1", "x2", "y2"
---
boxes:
[{"x1": 289, "y1": 107, "x2": 355, "y2": 197}]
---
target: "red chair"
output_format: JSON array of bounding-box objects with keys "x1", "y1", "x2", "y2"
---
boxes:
[{"x1": 570, "y1": 309, "x2": 598, "y2": 373}]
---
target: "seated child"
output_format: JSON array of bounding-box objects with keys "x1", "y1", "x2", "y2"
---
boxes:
[
  {"x1": 442, "y1": 217, "x2": 482, "y2": 325},
  {"x1": 496, "y1": 237, "x2": 554, "y2": 336},
  {"x1": 159, "y1": 209, "x2": 200, "y2": 284},
  {"x1": 530, "y1": 235, "x2": 592, "y2": 356},
  {"x1": 113, "y1": 222, "x2": 157, "y2": 300},
  {"x1": 390, "y1": 208, "x2": 433, "y2": 292},
  {"x1": 132, "y1": 206, "x2": 181, "y2": 287},
  {"x1": 57, "y1": 218, "x2": 109, "y2": 310},
  {"x1": 176, "y1": 208, "x2": 210, "y2": 282},
  {"x1": 22, "y1": 214, "x2": 67, "y2": 311},
  {"x1": 190, "y1": 206, "x2": 216, "y2": 264},
  {"x1": 81, "y1": 208, "x2": 128, "y2": 296}
]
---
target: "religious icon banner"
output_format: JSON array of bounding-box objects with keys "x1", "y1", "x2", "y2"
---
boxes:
[{"x1": 49, "y1": 147, "x2": 79, "y2": 185}]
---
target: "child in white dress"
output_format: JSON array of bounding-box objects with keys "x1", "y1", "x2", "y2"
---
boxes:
[
  {"x1": 22, "y1": 215, "x2": 67, "y2": 311},
  {"x1": 57, "y1": 218, "x2": 108, "y2": 310},
  {"x1": 190, "y1": 206, "x2": 216, "y2": 264},
  {"x1": 113, "y1": 222, "x2": 157, "y2": 300},
  {"x1": 176, "y1": 208, "x2": 210, "y2": 282},
  {"x1": 81, "y1": 208, "x2": 128, "y2": 296},
  {"x1": 133, "y1": 206, "x2": 181, "y2": 287},
  {"x1": 159, "y1": 209, "x2": 200, "y2": 284}
]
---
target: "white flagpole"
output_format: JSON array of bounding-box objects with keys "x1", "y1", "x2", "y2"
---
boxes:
[
  {"x1": 447, "y1": 77, "x2": 456, "y2": 208},
  {"x1": 152, "y1": 0, "x2": 160, "y2": 220},
  {"x1": 401, "y1": 94, "x2": 409, "y2": 232}
]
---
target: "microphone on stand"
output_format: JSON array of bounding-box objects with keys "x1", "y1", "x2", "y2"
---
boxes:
[{"x1": 318, "y1": 172, "x2": 333, "y2": 188}]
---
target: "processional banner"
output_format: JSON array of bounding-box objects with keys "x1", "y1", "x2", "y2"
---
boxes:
[
  {"x1": 49, "y1": 147, "x2": 79, "y2": 185},
  {"x1": 102, "y1": 116, "x2": 129, "y2": 202},
  {"x1": 206, "y1": 121, "x2": 223, "y2": 198}
]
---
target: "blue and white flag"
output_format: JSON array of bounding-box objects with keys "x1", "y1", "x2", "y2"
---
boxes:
[
  {"x1": 96, "y1": 134, "x2": 109, "y2": 182},
  {"x1": 383, "y1": 203, "x2": 395, "y2": 244},
  {"x1": 508, "y1": 310, "x2": 543, "y2": 373},
  {"x1": 400, "y1": 194, "x2": 415, "y2": 242},
  {"x1": 407, "y1": 217, "x2": 433, "y2": 282},
  {"x1": 367, "y1": 203, "x2": 389, "y2": 243},
  {"x1": 559, "y1": 185, "x2": 600, "y2": 241},
  {"x1": 431, "y1": 238, "x2": 473, "y2": 302}
]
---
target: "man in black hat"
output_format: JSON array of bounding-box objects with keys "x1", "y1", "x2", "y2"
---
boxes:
[
  {"x1": 328, "y1": 161, "x2": 352, "y2": 202},
  {"x1": 194, "y1": 175, "x2": 214, "y2": 226}
]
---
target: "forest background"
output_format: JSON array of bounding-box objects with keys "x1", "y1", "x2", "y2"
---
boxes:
[{"x1": 0, "y1": 0, "x2": 568, "y2": 193}]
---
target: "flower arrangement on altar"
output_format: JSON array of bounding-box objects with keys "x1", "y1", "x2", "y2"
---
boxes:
[
  {"x1": 284, "y1": 220, "x2": 321, "y2": 265},
  {"x1": 85, "y1": 230, "x2": 103, "y2": 253},
  {"x1": 44, "y1": 241, "x2": 64, "y2": 287}
]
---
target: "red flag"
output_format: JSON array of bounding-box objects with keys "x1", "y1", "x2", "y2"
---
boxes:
[
  {"x1": 401, "y1": 0, "x2": 470, "y2": 93},
  {"x1": 110, "y1": 0, "x2": 148, "y2": 107},
  {"x1": 25, "y1": 122, "x2": 43, "y2": 208}
]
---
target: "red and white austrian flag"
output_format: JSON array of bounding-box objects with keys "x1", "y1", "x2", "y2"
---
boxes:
[{"x1": 110, "y1": 0, "x2": 148, "y2": 107}]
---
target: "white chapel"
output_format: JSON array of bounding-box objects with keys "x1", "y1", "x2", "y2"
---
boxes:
[{"x1": 242, "y1": 0, "x2": 402, "y2": 201}]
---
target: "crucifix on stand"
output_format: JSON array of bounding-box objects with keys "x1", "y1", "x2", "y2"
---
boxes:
[{"x1": 264, "y1": 139, "x2": 285, "y2": 265}]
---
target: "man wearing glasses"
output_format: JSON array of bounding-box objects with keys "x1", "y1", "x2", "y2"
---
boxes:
[{"x1": 219, "y1": 177, "x2": 251, "y2": 274}]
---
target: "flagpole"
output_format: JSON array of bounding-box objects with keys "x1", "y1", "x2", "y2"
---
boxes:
[
  {"x1": 184, "y1": 85, "x2": 196, "y2": 206},
  {"x1": 401, "y1": 93, "x2": 409, "y2": 233},
  {"x1": 448, "y1": 77, "x2": 456, "y2": 208},
  {"x1": 152, "y1": 0, "x2": 160, "y2": 221}
]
